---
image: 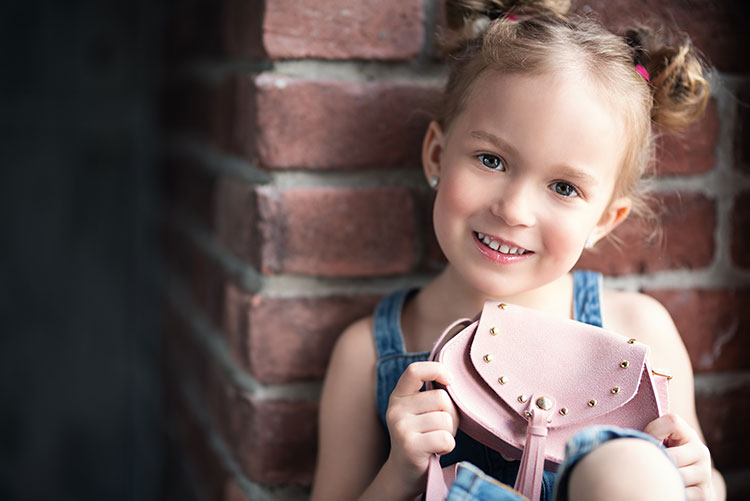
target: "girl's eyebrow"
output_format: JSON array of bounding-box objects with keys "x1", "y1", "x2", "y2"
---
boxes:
[
  {"x1": 470, "y1": 130, "x2": 519, "y2": 157},
  {"x1": 555, "y1": 166, "x2": 599, "y2": 186},
  {"x1": 471, "y1": 130, "x2": 600, "y2": 186}
]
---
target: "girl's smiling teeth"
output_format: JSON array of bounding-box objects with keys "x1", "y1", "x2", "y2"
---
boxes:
[{"x1": 475, "y1": 232, "x2": 530, "y2": 255}]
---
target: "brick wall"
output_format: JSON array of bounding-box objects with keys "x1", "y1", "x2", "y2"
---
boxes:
[{"x1": 160, "y1": 1, "x2": 750, "y2": 499}]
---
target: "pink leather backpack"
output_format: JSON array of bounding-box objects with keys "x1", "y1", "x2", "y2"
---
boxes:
[{"x1": 425, "y1": 301, "x2": 671, "y2": 501}]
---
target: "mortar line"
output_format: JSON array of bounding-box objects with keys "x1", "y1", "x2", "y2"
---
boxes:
[
  {"x1": 165, "y1": 274, "x2": 323, "y2": 400},
  {"x1": 175, "y1": 374, "x2": 309, "y2": 501},
  {"x1": 172, "y1": 206, "x2": 437, "y2": 297},
  {"x1": 165, "y1": 134, "x2": 271, "y2": 185},
  {"x1": 693, "y1": 370, "x2": 750, "y2": 395},
  {"x1": 172, "y1": 208, "x2": 264, "y2": 293},
  {"x1": 174, "y1": 202, "x2": 750, "y2": 294},
  {"x1": 166, "y1": 133, "x2": 431, "y2": 189},
  {"x1": 169, "y1": 58, "x2": 447, "y2": 84}
]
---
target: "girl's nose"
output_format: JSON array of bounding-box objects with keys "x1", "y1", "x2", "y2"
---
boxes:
[{"x1": 490, "y1": 184, "x2": 536, "y2": 227}]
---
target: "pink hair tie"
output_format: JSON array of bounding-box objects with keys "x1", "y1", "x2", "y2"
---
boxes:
[
  {"x1": 507, "y1": 14, "x2": 518, "y2": 21},
  {"x1": 635, "y1": 64, "x2": 650, "y2": 82}
]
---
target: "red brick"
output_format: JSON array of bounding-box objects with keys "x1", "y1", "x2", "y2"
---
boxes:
[
  {"x1": 189, "y1": 355, "x2": 319, "y2": 486},
  {"x1": 225, "y1": 0, "x2": 424, "y2": 60},
  {"x1": 221, "y1": 0, "x2": 267, "y2": 59},
  {"x1": 576, "y1": 192, "x2": 716, "y2": 275},
  {"x1": 163, "y1": 225, "x2": 230, "y2": 328},
  {"x1": 234, "y1": 397, "x2": 319, "y2": 485},
  {"x1": 733, "y1": 192, "x2": 750, "y2": 268},
  {"x1": 257, "y1": 187, "x2": 418, "y2": 276},
  {"x1": 243, "y1": 295, "x2": 381, "y2": 383},
  {"x1": 214, "y1": 176, "x2": 262, "y2": 268},
  {"x1": 163, "y1": 362, "x2": 231, "y2": 501},
  {"x1": 165, "y1": 293, "x2": 319, "y2": 486},
  {"x1": 223, "y1": 479, "x2": 247, "y2": 501},
  {"x1": 577, "y1": 0, "x2": 750, "y2": 73},
  {"x1": 224, "y1": 282, "x2": 254, "y2": 371},
  {"x1": 695, "y1": 382, "x2": 750, "y2": 471},
  {"x1": 163, "y1": 306, "x2": 241, "y2": 452},
  {"x1": 645, "y1": 289, "x2": 750, "y2": 373},
  {"x1": 162, "y1": 167, "x2": 263, "y2": 270},
  {"x1": 735, "y1": 84, "x2": 750, "y2": 174},
  {"x1": 250, "y1": 75, "x2": 441, "y2": 169},
  {"x1": 656, "y1": 99, "x2": 719, "y2": 176}
]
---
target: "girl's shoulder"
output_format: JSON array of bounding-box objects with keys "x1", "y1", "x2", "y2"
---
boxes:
[
  {"x1": 600, "y1": 288, "x2": 676, "y2": 337},
  {"x1": 330, "y1": 314, "x2": 377, "y2": 368},
  {"x1": 600, "y1": 287, "x2": 690, "y2": 375}
]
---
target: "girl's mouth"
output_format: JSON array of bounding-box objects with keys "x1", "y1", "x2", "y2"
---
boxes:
[{"x1": 474, "y1": 232, "x2": 531, "y2": 256}]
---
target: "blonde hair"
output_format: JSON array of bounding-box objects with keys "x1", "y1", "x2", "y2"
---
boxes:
[{"x1": 438, "y1": 0, "x2": 710, "y2": 223}]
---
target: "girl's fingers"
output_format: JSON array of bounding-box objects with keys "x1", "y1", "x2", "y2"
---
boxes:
[
  {"x1": 392, "y1": 362, "x2": 452, "y2": 397},
  {"x1": 665, "y1": 442, "x2": 705, "y2": 468},
  {"x1": 420, "y1": 429, "x2": 456, "y2": 456},
  {"x1": 644, "y1": 413, "x2": 697, "y2": 447},
  {"x1": 685, "y1": 484, "x2": 711, "y2": 501},
  {"x1": 388, "y1": 389, "x2": 460, "y2": 436},
  {"x1": 392, "y1": 388, "x2": 454, "y2": 414},
  {"x1": 407, "y1": 410, "x2": 456, "y2": 435},
  {"x1": 678, "y1": 462, "x2": 711, "y2": 490}
]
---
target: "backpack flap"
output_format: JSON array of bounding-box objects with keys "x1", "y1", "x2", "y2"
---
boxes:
[{"x1": 469, "y1": 301, "x2": 649, "y2": 429}]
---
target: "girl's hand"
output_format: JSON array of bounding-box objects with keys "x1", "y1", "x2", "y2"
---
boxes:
[
  {"x1": 384, "y1": 361, "x2": 459, "y2": 497},
  {"x1": 645, "y1": 413, "x2": 713, "y2": 501}
]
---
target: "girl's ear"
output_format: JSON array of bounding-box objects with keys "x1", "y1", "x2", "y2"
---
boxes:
[
  {"x1": 422, "y1": 120, "x2": 445, "y2": 182},
  {"x1": 588, "y1": 197, "x2": 632, "y2": 246}
]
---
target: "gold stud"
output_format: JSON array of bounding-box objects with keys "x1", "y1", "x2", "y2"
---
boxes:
[
  {"x1": 483, "y1": 354, "x2": 493, "y2": 363},
  {"x1": 620, "y1": 360, "x2": 630, "y2": 369},
  {"x1": 628, "y1": 338, "x2": 636, "y2": 344},
  {"x1": 611, "y1": 386, "x2": 621, "y2": 394},
  {"x1": 490, "y1": 327, "x2": 499, "y2": 336},
  {"x1": 498, "y1": 303, "x2": 507, "y2": 310},
  {"x1": 559, "y1": 407, "x2": 569, "y2": 416},
  {"x1": 524, "y1": 410, "x2": 532, "y2": 418},
  {"x1": 518, "y1": 394, "x2": 528, "y2": 403},
  {"x1": 497, "y1": 376, "x2": 508, "y2": 385},
  {"x1": 588, "y1": 399, "x2": 598, "y2": 407},
  {"x1": 535, "y1": 396, "x2": 553, "y2": 411}
]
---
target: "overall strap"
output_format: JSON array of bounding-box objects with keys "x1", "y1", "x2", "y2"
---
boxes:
[
  {"x1": 573, "y1": 270, "x2": 603, "y2": 327},
  {"x1": 372, "y1": 289, "x2": 412, "y2": 359}
]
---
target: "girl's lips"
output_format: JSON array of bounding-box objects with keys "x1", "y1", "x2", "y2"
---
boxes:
[{"x1": 473, "y1": 232, "x2": 533, "y2": 264}]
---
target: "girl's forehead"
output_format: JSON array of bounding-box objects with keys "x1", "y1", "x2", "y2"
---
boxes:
[
  {"x1": 452, "y1": 70, "x2": 626, "y2": 180},
  {"x1": 456, "y1": 69, "x2": 622, "y2": 137}
]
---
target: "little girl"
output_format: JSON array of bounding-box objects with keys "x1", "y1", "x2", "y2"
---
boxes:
[{"x1": 312, "y1": 1, "x2": 725, "y2": 499}]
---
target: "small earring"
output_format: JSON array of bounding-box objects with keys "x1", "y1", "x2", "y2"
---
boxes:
[
  {"x1": 584, "y1": 236, "x2": 596, "y2": 249},
  {"x1": 428, "y1": 176, "x2": 440, "y2": 189}
]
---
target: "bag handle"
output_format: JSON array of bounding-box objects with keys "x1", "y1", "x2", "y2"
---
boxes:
[
  {"x1": 424, "y1": 317, "x2": 473, "y2": 500},
  {"x1": 428, "y1": 317, "x2": 475, "y2": 363},
  {"x1": 424, "y1": 454, "x2": 458, "y2": 501}
]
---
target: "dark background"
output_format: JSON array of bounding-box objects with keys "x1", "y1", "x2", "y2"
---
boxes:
[{"x1": 1, "y1": 1, "x2": 163, "y2": 500}]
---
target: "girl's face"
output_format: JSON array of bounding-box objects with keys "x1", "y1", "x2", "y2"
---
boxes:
[{"x1": 423, "y1": 70, "x2": 631, "y2": 298}]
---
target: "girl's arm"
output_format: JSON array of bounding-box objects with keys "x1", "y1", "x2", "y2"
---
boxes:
[
  {"x1": 604, "y1": 291, "x2": 726, "y2": 501},
  {"x1": 312, "y1": 317, "x2": 458, "y2": 501},
  {"x1": 311, "y1": 317, "x2": 391, "y2": 500}
]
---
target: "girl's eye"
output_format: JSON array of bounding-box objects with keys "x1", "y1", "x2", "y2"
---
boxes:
[
  {"x1": 550, "y1": 181, "x2": 580, "y2": 198},
  {"x1": 477, "y1": 154, "x2": 505, "y2": 171}
]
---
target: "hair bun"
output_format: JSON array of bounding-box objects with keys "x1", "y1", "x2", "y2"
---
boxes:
[
  {"x1": 442, "y1": 0, "x2": 572, "y2": 51},
  {"x1": 624, "y1": 26, "x2": 710, "y2": 130}
]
